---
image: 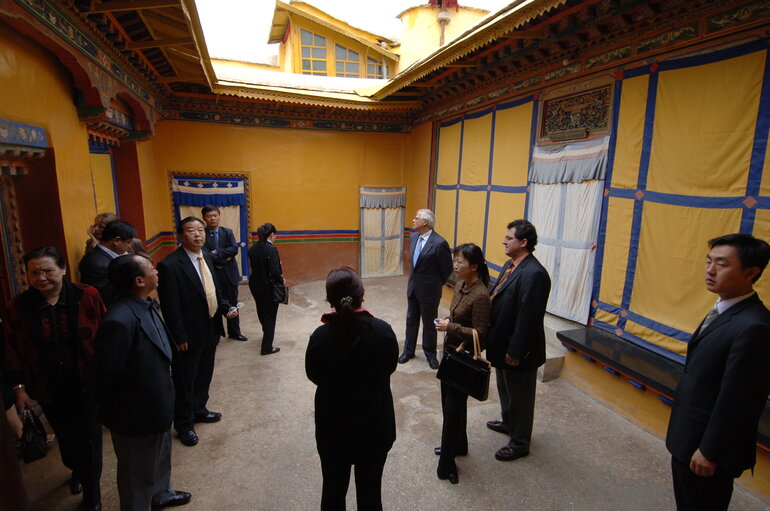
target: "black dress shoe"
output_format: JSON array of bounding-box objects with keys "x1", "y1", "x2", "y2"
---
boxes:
[
  {"x1": 495, "y1": 445, "x2": 529, "y2": 461},
  {"x1": 229, "y1": 334, "x2": 248, "y2": 341},
  {"x1": 398, "y1": 352, "x2": 414, "y2": 364},
  {"x1": 261, "y1": 347, "x2": 280, "y2": 355},
  {"x1": 194, "y1": 411, "x2": 222, "y2": 423},
  {"x1": 78, "y1": 502, "x2": 102, "y2": 511},
  {"x1": 69, "y1": 473, "x2": 83, "y2": 495},
  {"x1": 437, "y1": 465, "x2": 459, "y2": 484},
  {"x1": 427, "y1": 354, "x2": 440, "y2": 370},
  {"x1": 486, "y1": 420, "x2": 510, "y2": 435},
  {"x1": 153, "y1": 490, "x2": 192, "y2": 508},
  {"x1": 177, "y1": 430, "x2": 199, "y2": 446},
  {"x1": 434, "y1": 446, "x2": 468, "y2": 456}
]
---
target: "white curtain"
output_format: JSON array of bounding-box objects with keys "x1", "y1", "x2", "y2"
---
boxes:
[
  {"x1": 361, "y1": 207, "x2": 403, "y2": 278},
  {"x1": 527, "y1": 180, "x2": 603, "y2": 323}
]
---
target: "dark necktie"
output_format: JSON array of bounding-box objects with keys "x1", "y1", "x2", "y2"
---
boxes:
[
  {"x1": 213, "y1": 230, "x2": 219, "y2": 249},
  {"x1": 700, "y1": 303, "x2": 720, "y2": 332},
  {"x1": 490, "y1": 263, "x2": 515, "y2": 300}
]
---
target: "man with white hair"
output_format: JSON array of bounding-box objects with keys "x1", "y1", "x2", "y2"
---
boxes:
[{"x1": 399, "y1": 209, "x2": 452, "y2": 369}]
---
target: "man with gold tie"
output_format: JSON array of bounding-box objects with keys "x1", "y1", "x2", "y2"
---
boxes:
[
  {"x1": 666, "y1": 233, "x2": 770, "y2": 510},
  {"x1": 157, "y1": 217, "x2": 238, "y2": 447}
]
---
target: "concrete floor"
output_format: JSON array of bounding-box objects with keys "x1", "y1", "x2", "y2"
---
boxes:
[{"x1": 19, "y1": 276, "x2": 769, "y2": 511}]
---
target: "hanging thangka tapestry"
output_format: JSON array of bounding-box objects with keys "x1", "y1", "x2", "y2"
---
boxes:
[{"x1": 171, "y1": 175, "x2": 250, "y2": 279}]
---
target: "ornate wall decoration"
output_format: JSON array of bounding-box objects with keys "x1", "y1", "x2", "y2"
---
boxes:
[
  {"x1": 0, "y1": 176, "x2": 28, "y2": 296},
  {"x1": 637, "y1": 23, "x2": 699, "y2": 54},
  {"x1": 540, "y1": 84, "x2": 611, "y2": 141},
  {"x1": 707, "y1": 1, "x2": 770, "y2": 33},
  {"x1": 545, "y1": 63, "x2": 582, "y2": 82},
  {"x1": 586, "y1": 46, "x2": 632, "y2": 70}
]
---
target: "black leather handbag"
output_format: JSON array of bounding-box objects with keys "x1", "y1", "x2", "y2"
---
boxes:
[
  {"x1": 436, "y1": 329, "x2": 491, "y2": 401},
  {"x1": 20, "y1": 407, "x2": 48, "y2": 463},
  {"x1": 271, "y1": 281, "x2": 289, "y2": 304}
]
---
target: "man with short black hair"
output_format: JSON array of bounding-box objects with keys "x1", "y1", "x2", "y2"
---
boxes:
[
  {"x1": 666, "y1": 233, "x2": 770, "y2": 510},
  {"x1": 157, "y1": 217, "x2": 238, "y2": 447},
  {"x1": 94, "y1": 254, "x2": 191, "y2": 510},
  {"x1": 202, "y1": 205, "x2": 246, "y2": 341},
  {"x1": 485, "y1": 219, "x2": 551, "y2": 462},
  {"x1": 79, "y1": 220, "x2": 137, "y2": 306}
]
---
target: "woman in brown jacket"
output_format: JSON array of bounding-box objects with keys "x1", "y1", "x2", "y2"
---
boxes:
[{"x1": 434, "y1": 243, "x2": 491, "y2": 484}]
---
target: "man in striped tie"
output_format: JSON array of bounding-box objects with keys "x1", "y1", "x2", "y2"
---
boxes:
[
  {"x1": 157, "y1": 217, "x2": 238, "y2": 447},
  {"x1": 666, "y1": 233, "x2": 770, "y2": 510}
]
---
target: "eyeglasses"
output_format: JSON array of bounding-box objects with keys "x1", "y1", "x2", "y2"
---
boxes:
[{"x1": 29, "y1": 268, "x2": 59, "y2": 277}]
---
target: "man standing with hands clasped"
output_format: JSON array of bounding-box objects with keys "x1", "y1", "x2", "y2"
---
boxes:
[
  {"x1": 666, "y1": 233, "x2": 770, "y2": 510},
  {"x1": 484, "y1": 219, "x2": 550, "y2": 462},
  {"x1": 399, "y1": 209, "x2": 452, "y2": 370}
]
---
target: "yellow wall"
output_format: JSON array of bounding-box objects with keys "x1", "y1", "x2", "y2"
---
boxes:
[
  {"x1": 136, "y1": 139, "x2": 170, "y2": 237},
  {"x1": 149, "y1": 121, "x2": 411, "y2": 232},
  {"x1": 396, "y1": 6, "x2": 489, "y2": 72},
  {"x1": 0, "y1": 22, "x2": 93, "y2": 273},
  {"x1": 405, "y1": 122, "x2": 433, "y2": 218}
]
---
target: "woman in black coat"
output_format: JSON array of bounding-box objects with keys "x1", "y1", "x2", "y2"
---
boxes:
[
  {"x1": 306, "y1": 266, "x2": 398, "y2": 511},
  {"x1": 248, "y1": 223, "x2": 283, "y2": 355}
]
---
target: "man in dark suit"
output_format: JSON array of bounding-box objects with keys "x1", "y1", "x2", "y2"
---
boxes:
[
  {"x1": 666, "y1": 233, "x2": 770, "y2": 510},
  {"x1": 94, "y1": 254, "x2": 191, "y2": 510},
  {"x1": 485, "y1": 219, "x2": 550, "y2": 462},
  {"x1": 202, "y1": 205, "x2": 246, "y2": 341},
  {"x1": 399, "y1": 209, "x2": 453, "y2": 370},
  {"x1": 79, "y1": 220, "x2": 137, "y2": 306},
  {"x1": 157, "y1": 217, "x2": 238, "y2": 447}
]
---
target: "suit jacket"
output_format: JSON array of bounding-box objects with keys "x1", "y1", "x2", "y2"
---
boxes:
[
  {"x1": 485, "y1": 254, "x2": 551, "y2": 370},
  {"x1": 93, "y1": 295, "x2": 175, "y2": 436},
  {"x1": 248, "y1": 241, "x2": 282, "y2": 299},
  {"x1": 156, "y1": 247, "x2": 230, "y2": 348},
  {"x1": 306, "y1": 312, "x2": 398, "y2": 458},
  {"x1": 204, "y1": 226, "x2": 240, "y2": 286},
  {"x1": 407, "y1": 231, "x2": 452, "y2": 303},
  {"x1": 666, "y1": 294, "x2": 770, "y2": 476},
  {"x1": 78, "y1": 245, "x2": 119, "y2": 306}
]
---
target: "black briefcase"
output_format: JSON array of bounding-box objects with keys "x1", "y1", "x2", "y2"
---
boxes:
[
  {"x1": 20, "y1": 408, "x2": 48, "y2": 463},
  {"x1": 436, "y1": 330, "x2": 491, "y2": 401}
]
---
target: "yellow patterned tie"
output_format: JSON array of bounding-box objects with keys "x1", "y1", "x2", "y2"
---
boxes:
[
  {"x1": 490, "y1": 264, "x2": 514, "y2": 300},
  {"x1": 198, "y1": 256, "x2": 218, "y2": 318}
]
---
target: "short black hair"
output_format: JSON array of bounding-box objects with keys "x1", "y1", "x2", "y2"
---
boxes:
[
  {"x1": 23, "y1": 246, "x2": 65, "y2": 268},
  {"x1": 176, "y1": 216, "x2": 205, "y2": 235},
  {"x1": 108, "y1": 254, "x2": 150, "y2": 294},
  {"x1": 201, "y1": 205, "x2": 220, "y2": 216},
  {"x1": 102, "y1": 220, "x2": 137, "y2": 242},
  {"x1": 507, "y1": 219, "x2": 538, "y2": 252},
  {"x1": 709, "y1": 233, "x2": 770, "y2": 283}
]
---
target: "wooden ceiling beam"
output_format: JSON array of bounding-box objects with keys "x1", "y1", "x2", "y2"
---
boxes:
[
  {"x1": 92, "y1": 0, "x2": 179, "y2": 13},
  {"x1": 157, "y1": 74, "x2": 207, "y2": 83},
  {"x1": 126, "y1": 36, "x2": 192, "y2": 49}
]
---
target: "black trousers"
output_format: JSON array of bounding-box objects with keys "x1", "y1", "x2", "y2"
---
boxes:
[
  {"x1": 41, "y1": 392, "x2": 103, "y2": 507},
  {"x1": 173, "y1": 328, "x2": 218, "y2": 432},
  {"x1": 495, "y1": 366, "x2": 537, "y2": 451},
  {"x1": 319, "y1": 451, "x2": 387, "y2": 511},
  {"x1": 404, "y1": 294, "x2": 439, "y2": 356},
  {"x1": 438, "y1": 381, "x2": 468, "y2": 475},
  {"x1": 671, "y1": 456, "x2": 735, "y2": 511},
  {"x1": 253, "y1": 294, "x2": 278, "y2": 353}
]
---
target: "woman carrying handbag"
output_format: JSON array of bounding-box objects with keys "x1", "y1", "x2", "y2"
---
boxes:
[{"x1": 434, "y1": 243, "x2": 491, "y2": 484}]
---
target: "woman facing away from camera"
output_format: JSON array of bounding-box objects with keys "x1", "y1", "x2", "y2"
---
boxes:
[
  {"x1": 434, "y1": 243, "x2": 491, "y2": 484},
  {"x1": 305, "y1": 266, "x2": 398, "y2": 510},
  {"x1": 247, "y1": 223, "x2": 283, "y2": 355}
]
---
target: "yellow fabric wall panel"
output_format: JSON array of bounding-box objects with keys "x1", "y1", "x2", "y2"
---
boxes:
[
  {"x1": 625, "y1": 320, "x2": 688, "y2": 357},
  {"x1": 405, "y1": 122, "x2": 433, "y2": 216},
  {"x1": 612, "y1": 75, "x2": 648, "y2": 189},
  {"x1": 491, "y1": 103, "x2": 532, "y2": 187},
  {"x1": 151, "y1": 122, "x2": 408, "y2": 231},
  {"x1": 760, "y1": 127, "x2": 770, "y2": 196},
  {"x1": 436, "y1": 123, "x2": 461, "y2": 185},
  {"x1": 647, "y1": 51, "x2": 765, "y2": 196},
  {"x1": 136, "y1": 140, "x2": 171, "y2": 236},
  {"x1": 753, "y1": 209, "x2": 770, "y2": 301},
  {"x1": 599, "y1": 197, "x2": 634, "y2": 306},
  {"x1": 0, "y1": 24, "x2": 93, "y2": 269},
  {"x1": 485, "y1": 191, "x2": 526, "y2": 275},
  {"x1": 89, "y1": 153, "x2": 116, "y2": 214},
  {"x1": 630, "y1": 202, "x2": 742, "y2": 336},
  {"x1": 455, "y1": 190, "x2": 487, "y2": 248},
  {"x1": 460, "y1": 114, "x2": 492, "y2": 186},
  {"x1": 595, "y1": 309, "x2": 619, "y2": 327},
  {"x1": 434, "y1": 189, "x2": 457, "y2": 246}
]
